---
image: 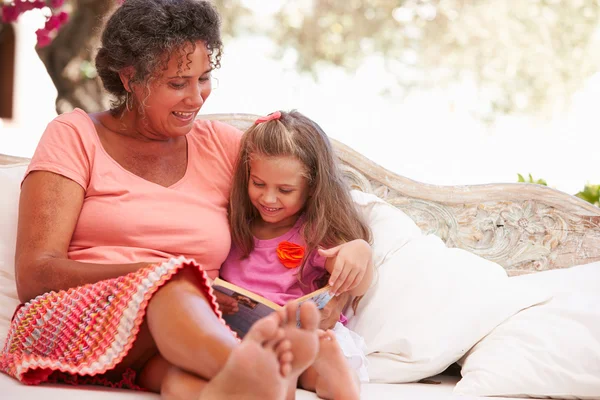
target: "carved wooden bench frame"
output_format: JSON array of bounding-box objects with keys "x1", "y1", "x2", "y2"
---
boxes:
[
  {"x1": 203, "y1": 113, "x2": 600, "y2": 275},
  {"x1": 2, "y1": 112, "x2": 598, "y2": 275}
]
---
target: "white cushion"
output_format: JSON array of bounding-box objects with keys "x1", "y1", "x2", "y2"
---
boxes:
[
  {"x1": 455, "y1": 263, "x2": 600, "y2": 399},
  {"x1": 0, "y1": 162, "x2": 28, "y2": 343},
  {"x1": 350, "y1": 190, "x2": 423, "y2": 268},
  {"x1": 348, "y1": 191, "x2": 551, "y2": 383}
]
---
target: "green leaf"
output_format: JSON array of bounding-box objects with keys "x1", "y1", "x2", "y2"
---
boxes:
[
  {"x1": 516, "y1": 173, "x2": 547, "y2": 186},
  {"x1": 576, "y1": 184, "x2": 600, "y2": 206}
]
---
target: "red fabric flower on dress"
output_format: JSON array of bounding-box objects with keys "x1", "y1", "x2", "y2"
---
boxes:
[
  {"x1": 255, "y1": 111, "x2": 281, "y2": 124},
  {"x1": 276, "y1": 241, "x2": 305, "y2": 269}
]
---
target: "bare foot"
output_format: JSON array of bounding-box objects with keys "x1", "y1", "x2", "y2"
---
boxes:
[
  {"x1": 279, "y1": 302, "x2": 320, "y2": 400},
  {"x1": 199, "y1": 312, "x2": 289, "y2": 400},
  {"x1": 312, "y1": 330, "x2": 360, "y2": 400}
]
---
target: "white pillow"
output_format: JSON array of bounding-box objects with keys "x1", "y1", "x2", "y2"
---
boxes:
[
  {"x1": 349, "y1": 190, "x2": 551, "y2": 383},
  {"x1": 455, "y1": 263, "x2": 600, "y2": 399},
  {"x1": 350, "y1": 190, "x2": 423, "y2": 267},
  {"x1": 0, "y1": 163, "x2": 28, "y2": 343},
  {"x1": 507, "y1": 261, "x2": 600, "y2": 295}
]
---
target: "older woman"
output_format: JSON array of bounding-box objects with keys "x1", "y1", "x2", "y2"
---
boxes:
[{"x1": 1, "y1": 0, "x2": 370, "y2": 399}]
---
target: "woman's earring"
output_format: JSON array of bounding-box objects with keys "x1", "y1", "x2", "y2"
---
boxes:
[{"x1": 125, "y1": 92, "x2": 133, "y2": 112}]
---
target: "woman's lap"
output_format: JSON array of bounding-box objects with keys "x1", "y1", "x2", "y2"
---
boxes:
[{"x1": 0, "y1": 258, "x2": 227, "y2": 389}]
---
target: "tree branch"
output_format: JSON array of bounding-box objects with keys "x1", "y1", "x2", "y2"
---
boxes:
[{"x1": 36, "y1": 0, "x2": 117, "y2": 113}]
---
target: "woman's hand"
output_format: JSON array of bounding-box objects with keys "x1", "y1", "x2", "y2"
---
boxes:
[
  {"x1": 319, "y1": 291, "x2": 350, "y2": 330},
  {"x1": 212, "y1": 291, "x2": 239, "y2": 315},
  {"x1": 319, "y1": 239, "x2": 373, "y2": 296}
]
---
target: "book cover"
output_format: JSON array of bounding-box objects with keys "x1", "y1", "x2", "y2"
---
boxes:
[{"x1": 212, "y1": 278, "x2": 333, "y2": 338}]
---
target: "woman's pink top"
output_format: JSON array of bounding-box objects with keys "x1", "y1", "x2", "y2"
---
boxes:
[
  {"x1": 220, "y1": 216, "x2": 327, "y2": 306},
  {"x1": 24, "y1": 109, "x2": 241, "y2": 279}
]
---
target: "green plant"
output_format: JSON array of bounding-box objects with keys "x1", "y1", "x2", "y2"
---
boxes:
[
  {"x1": 517, "y1": 173, "x2": 600, "y2": 207},
  {"x1": 517, "y1": 173, "x2": 547, "y2": 186},
  {"x1": 576, "y1": 184, "x2": 600, "y2": 207}
]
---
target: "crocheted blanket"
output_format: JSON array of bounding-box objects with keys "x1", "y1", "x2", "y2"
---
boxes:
[{"x1": 0, "y1": 257, "x2": 222, "y2": 387}]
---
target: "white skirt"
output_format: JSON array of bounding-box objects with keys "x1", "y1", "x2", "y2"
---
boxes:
[{"x1": 332, "y1": 322, "x2": 370, "y2": 382}]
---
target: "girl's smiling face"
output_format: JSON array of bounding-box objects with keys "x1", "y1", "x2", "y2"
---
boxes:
[{"x1": 248, "y1": 155, "x2": 311, "y2": 229}]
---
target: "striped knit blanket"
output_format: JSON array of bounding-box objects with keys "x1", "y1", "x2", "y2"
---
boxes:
[{"x1": 0, "y1": 257, "x2": 223, "y2": 387}]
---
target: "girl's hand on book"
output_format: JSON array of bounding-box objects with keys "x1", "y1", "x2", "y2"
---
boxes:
[
  {"x1": 213, "y1": 291, "x2": 239, "y2": 315},
  {"x1": 319, "y1": 239, "x2": 373, "y2": 295}
]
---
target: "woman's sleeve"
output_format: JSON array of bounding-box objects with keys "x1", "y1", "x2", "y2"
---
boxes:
[
  {"x1": 24, "y1": 116, "x2": 91, "y2": 190},
  {"x1": 211, "y1": 120, "x2": 243, "y2": 169}
]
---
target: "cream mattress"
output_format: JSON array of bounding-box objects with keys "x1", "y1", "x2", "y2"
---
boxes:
[{"x1": 2, "y1": 373, "x2": 524, "y2": 399}]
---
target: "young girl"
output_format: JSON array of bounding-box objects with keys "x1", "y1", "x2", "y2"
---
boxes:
[{"x1": 219, "y1": 110, "x2": 374, "y2": 400}]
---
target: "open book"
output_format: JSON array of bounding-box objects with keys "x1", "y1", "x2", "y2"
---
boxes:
[{"x1": 211, "y1": 278, "x2": 334, "y2": 338}]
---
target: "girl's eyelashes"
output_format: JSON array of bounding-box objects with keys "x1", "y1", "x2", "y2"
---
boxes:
[{"x1": 251, "y1": 180, "x2": 294, "y2": 194}]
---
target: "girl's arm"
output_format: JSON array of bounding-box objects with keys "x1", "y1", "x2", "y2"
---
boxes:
[
  {"x1": 321, "y1": 239, "x2": 374, "y2": 296},
  {"x1": 15, "y1": 171, "x2": 150, "y2": 302}
]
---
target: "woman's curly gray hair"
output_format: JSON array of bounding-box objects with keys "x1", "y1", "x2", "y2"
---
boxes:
[{"x1": 95, "y1": 0, "x2": 223, "y2": 112}]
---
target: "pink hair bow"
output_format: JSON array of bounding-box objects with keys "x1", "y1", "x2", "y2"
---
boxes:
[{"x1": 255, "y1": 111, "x2": 281, "y2": 124}]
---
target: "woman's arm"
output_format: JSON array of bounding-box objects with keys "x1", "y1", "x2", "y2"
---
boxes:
[{"x1": 15, "y1": 171, "x2": 149, "y2": 303}]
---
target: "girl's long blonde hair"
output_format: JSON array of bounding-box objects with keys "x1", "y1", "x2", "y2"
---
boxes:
[{"x1": 229, "y1": 110, "x2": 372, "y2": 279}]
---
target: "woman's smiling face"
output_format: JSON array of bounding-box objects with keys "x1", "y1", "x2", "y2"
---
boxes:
[{"x1": 130, "y1": 41, "x2": 213, "y2": 140}]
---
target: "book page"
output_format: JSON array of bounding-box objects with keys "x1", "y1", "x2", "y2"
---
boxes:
[
  {"x1": 212, "y1": 278, "x2": 281, "y2": 309},
  {"x1": 296, "y1": 285, "x2": 334, "y2": 308},
  {"x1": 212, "y1": 284, "x2": 277, "y2": 339},
  {"x1": 298, "y1": 288, "x2": 334, "y2": 310},
  {"x1": 212, "y1": 280, "x2": 334, "y2": 337}
]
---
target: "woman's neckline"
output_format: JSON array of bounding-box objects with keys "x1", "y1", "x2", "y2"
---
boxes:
[{"x1": 75, "y1": 108, "x2": 191, "y2": 189}]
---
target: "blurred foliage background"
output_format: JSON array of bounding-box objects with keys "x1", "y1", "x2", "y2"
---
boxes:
[
  {"x1": 2, "y1": 0, "x2": 600, "y2": 204},
  {"x1": 3, "y1": 0, "x2": 600, "y2": 121},
  {"x1": 518, "y1": 173, "x2": 600, "y2": 206}
]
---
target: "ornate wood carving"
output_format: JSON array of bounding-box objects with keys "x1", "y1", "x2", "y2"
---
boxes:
[{"x1": 202, "y1": 113, "x2": 600, "y2": 275}]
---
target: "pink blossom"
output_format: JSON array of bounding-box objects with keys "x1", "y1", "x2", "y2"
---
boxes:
[
  {"x1": 14, "y1": 1, "x2": 31, "y2": 13},
  {"x1": 45, "y1": 15, "x2": 61, "y2": 31},
  {"x1": 16, "y1": 1, "x2": 35, "y2": 13},
  {"x1": 1, "y1": 5, "x2": 20, "y2": 23},
  {"x1": 51, "y1": 0, "x2": 65, "y2": 8},
  {"x1": 14, "y1": 0, "x2": 46, "y2": 12},
  {"x1": 33, "y1": 0, "x2": 47, "y2": 10},
  {"x1": 57, "y1": 11, "x2": 68, "y2": 24},
  {"x1": 35, "y1": 28, "x2": 52, "y2": 48}
]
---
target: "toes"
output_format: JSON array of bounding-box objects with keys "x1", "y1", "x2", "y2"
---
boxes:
[
  {"x1": 279, "y1": 349, "x2": 293, "y2": 365},
  {"x1": 244, "y1": 312, "x2": 279, "y2": 344},
  {"x1": 264, "y1": 328, "x2": 285, "y2": 351},
  {"x1": 298, "y1": 301, "x2": 320, "y2": 331},
  {"x1": 273, "y1": 305, "x2": 288, "y2": 326},
  {"x1": 276, "y1": 340, "x2": 293, "y2": 377},
  {"x1": 282, "y1": 302, "x2": 298, "y2": 327},
  {"x1": 280, "y1": 362, "x2": 292, "y2": 378},
  {"x1": 275, "y1": 338, "x2": 292, "y2": 355}
]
